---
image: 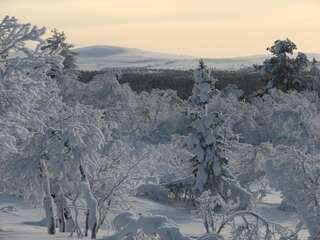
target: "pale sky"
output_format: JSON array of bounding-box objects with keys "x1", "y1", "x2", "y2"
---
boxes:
[{"x1": 1, "y1": 0, "x2": 320, "y2": 57}]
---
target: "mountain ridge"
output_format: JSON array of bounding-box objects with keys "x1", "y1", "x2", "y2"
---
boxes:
[{"x1": 74, "y1": 45, "x2": 320, "y2": 70}]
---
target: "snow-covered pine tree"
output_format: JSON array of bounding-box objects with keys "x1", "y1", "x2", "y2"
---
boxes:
[
  {"x1": 189, "y1": 59, "x2": 215, "y2": 112},
  {"x1": 262, "y1": 38, "x2": 310, "y2": 92},
  {"x1": 186, "y1": 60, "x2": 251, "y2": 211},
  {"x1": 43, "y1": 29, "x2": 78, "y2": 71}
]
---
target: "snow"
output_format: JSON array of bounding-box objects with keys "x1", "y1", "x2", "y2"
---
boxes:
[
  {"x1": 0, "y1": 192, "x2": 310, "y2": 240},
  {"x1": 0, "y1": 194, "x2": 79, "y2": 240},
  {"x1": 197, "y1": 234, "x2": 224, "y2": 240},
  {"x1": 106, "y1": 212, "x2": 190, "y2": 240},
  {"x1": 2, "y1": 16, "x2": 319, "y2": 240},
  {"x1": 136, "y1": 184, "x2": 170, "y2": 203}
]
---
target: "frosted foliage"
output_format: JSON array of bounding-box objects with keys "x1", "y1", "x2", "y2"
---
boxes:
[
  {"x1": 138, "y1": 139, "x2": 192, "y2": 184},
  {"x1": 0, "y1": 16, "x2": 46, "y2": 59},
  {"x1": 252, "y1": 89, "x2": 320, "y2": 152},
  {"x1": 186, "y1": 61, "x2": 251, "y2": 210},
  {"x1": 0, "y1": 16, "x2": 66, "y2": 200},
  {"x1": 197, "y1": 191, "x2": 227, "y2": 233},
  {"x1": 189, "y1": 60, "x2": 216, "y2": 106},
  {"x1": 228, "y1": 142, "x2": 264, "y2": 190},
  {"x1": 109, "y1": 212, "x2": 190, "y2": 240},
  {"x1": 186, "y1": 114, "x2": 226, "y2": 193},
  {"x1": 186, "y1": 110, "x2": 251, "y2": 210},
  {"x1": 267, "y1": 39, "x2": 297, "y2": 56},
  {"x1": 61, "y1": 73, "x2": 186, "y2": 146},
  {"x1": 262, "y1": 39, "x2": 310, "y2": 92},
  {"x1": 262, "y1": 144, "x2": 320, "y2": 238}
]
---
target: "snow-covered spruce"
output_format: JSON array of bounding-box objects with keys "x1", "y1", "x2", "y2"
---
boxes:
[{"x1": 186, "y1": 60, "x2": 251, "y2": 212}]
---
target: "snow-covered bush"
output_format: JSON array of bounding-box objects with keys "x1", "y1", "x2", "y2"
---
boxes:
[
  {"x1": 108, "y1": 212, "x2": 190, "y2": 240},
  {"x1": 62, "y1": 72, "x2": 186, "y2": 146},
  {"x1": 196, "y1": 191, "x2": 228, "y2": 233},
  {"x1": 197, "y1": 233, "x2": 224, "y2": 240},
  {"x1": 261, "y1": 144, "x2": 320, "y2": 239},
  {"x1": 252, "y1": 89, "x2": 320, "y2": 152},
  {"x1": 136, "y1": 184, "x2": 170, "y2": 203},
  {"x1": 217, "y1": 210, "x2": 298, "y2": 240},
  {"x1": 125, "y1": 230, "x2": 161, "y2": 240}
]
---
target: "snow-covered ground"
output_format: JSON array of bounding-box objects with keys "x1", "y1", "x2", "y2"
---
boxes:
[
  {"x1": 0, "y1": 194, "x2": 74, "y2": 240},
  {"x1": 0, "y1": 192, "x2": 309, "y2": 240}
]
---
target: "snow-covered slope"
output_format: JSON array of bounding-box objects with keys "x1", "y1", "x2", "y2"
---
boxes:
[{"x1": 74, "y1": 46, "x2": 266, "y2": 70}]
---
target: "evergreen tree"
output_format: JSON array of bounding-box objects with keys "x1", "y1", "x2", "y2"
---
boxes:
[
  {"x1": 186, "y1": 60, "x2": 251, "y2": 210},
  {"x1": 43, "y1": 29, "x2": 78, "y2": 71},
  {"x1": 262, "y1": 38, "x2": 309, "y2": 92}
]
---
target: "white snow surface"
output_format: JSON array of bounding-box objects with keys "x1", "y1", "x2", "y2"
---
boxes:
[{"x1": 0, "y1": 192, "x2": 309, "y2": 240}]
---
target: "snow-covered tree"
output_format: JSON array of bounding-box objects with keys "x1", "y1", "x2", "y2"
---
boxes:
[
  {"x1": 251, "y1": 89, "x2": 320, "y2": 153},
  {"x1": 261, "y1": 39, "x2": 310, "y2": 92},
  {"x1": 189, "y1": 59, "x2": 215, "y2": 109},
  {"x1": 40, "y1": 159, "x2": 56, "y2": 234},
  {"x1": 196, "y1": 191, "x2": 228, "y2": 233},
  {"x1": 0, "y1": 15, "x2": 62, "y2": 190},
  {"x1": 186, "y1": 60, "x2": 251, "y2": 210},
  {"x1": 261, "y1": 144, "x2": 320, "y2": 239},
  {"x1": 0, "y1": 16, "x2": 110, "y2": 238},
  {"x1": 43, "y1": 29, "x2": 78, "y2": 71},
  {"x1": 310, "y1": 60, "x2": 320, "y2": 93}
]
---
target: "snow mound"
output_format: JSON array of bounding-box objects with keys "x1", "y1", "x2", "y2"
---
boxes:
[
  {"x1": 107, "y1": 212, "x2": 191, "y2": 240},
  {"x1": 113, "y1": 212, "x2": 137, "y2": 232},
  {"x1": 136, "y1": 184, "x2": 170, "y2": 203},
  {"x1": 22, "y1": 217, "x2": 47, "y2": 227},
  {"x1": 278, "y1": 200, "x2": 296, "y2": 213},
  {"x1": 0, "y1": 205, "x2": 18, "y2": 213},
  {"x1": 197, "y1": 234, "x2": 224, "y2": 240}
]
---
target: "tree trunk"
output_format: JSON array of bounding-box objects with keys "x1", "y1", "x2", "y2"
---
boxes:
[
  {"x1": 51, "y1": 181, "x2": 67, "y2": 232},
  {"x1": 57, "y1": 200, "x2": 66, "y2": 232},
  {"x1": 40, "y1": 159, "x2": 56, "y2": 235},
  {"x1": 80, "y1": 165, "x2": 98, "y2": 239},
  {"x1": 64, "y1": 206, "x2": 74, "y2": 232},
  {"x1": 91, "y1": 222, "x2": 97, "y2": 239},
  {"x1": 85, "y1": 210, "x2": 89, "y2": 237}
]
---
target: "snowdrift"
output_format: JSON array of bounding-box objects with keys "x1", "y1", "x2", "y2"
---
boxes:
[{"x1": 107, "y1": 212, "x2": 191, "y2": 240}]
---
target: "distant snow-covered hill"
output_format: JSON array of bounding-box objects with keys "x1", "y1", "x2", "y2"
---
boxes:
[{"x1": 75, "y1": 45, "x2": 320, "y2": 70}]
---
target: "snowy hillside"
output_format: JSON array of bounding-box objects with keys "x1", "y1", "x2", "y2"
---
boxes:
[
  {"x1": 74, "y1": 46, "x2": 265, "y2": 70},
  {"x1": 75, "y1": 45, "x2": 320, "y2": 70}
]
